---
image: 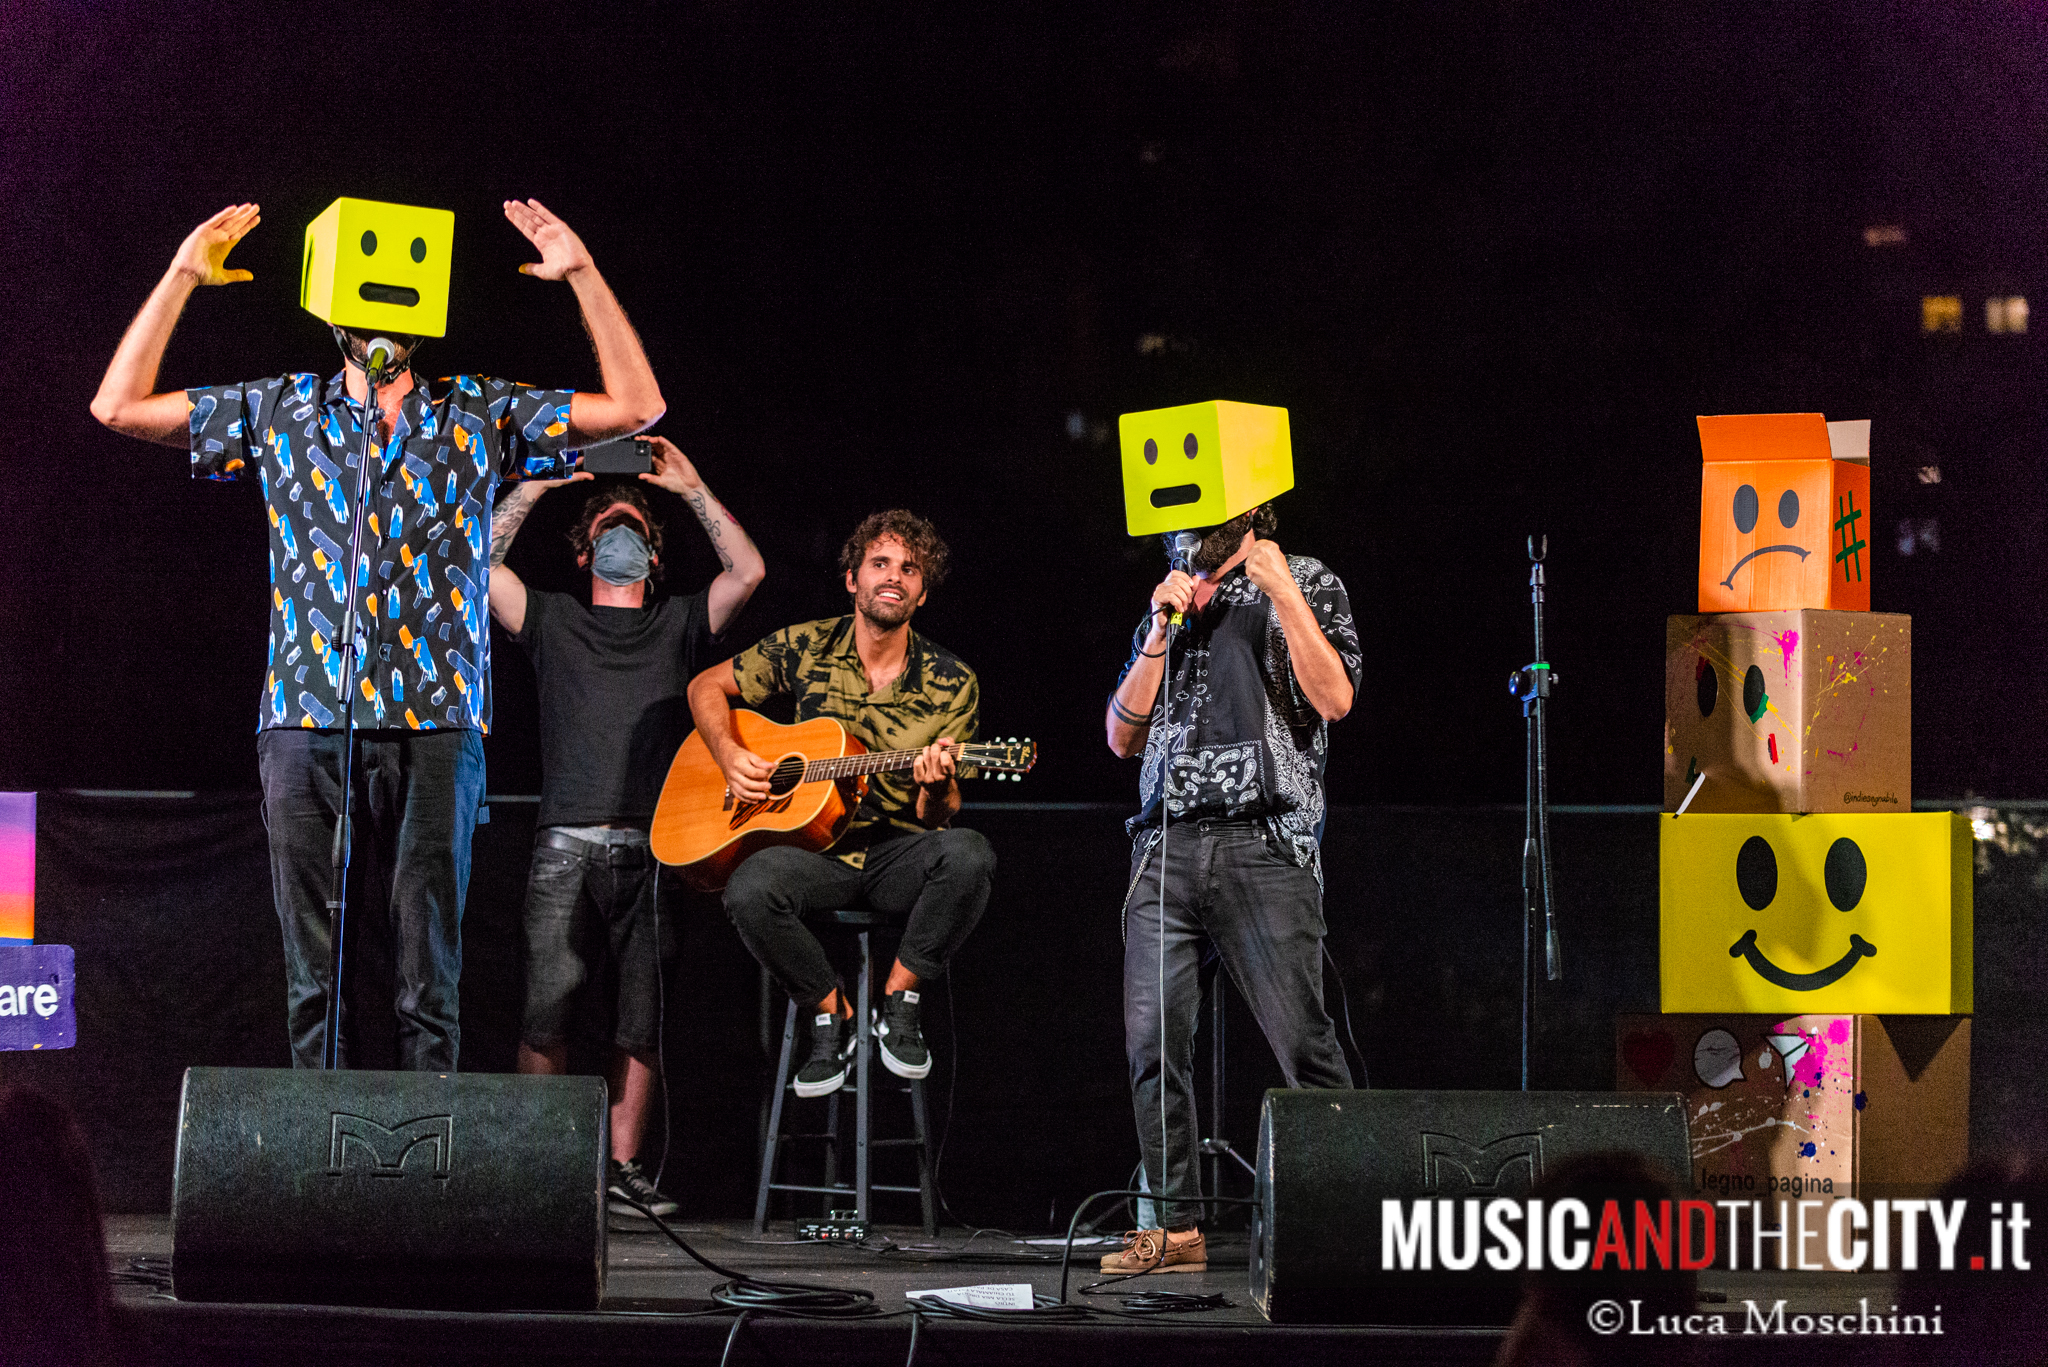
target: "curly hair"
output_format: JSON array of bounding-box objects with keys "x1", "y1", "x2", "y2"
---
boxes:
[
  {"x1": 838, "y1": 509, "x2": 951, "y2": 588},
  {"x1": 567, "y1": 481, "x2": 665, "y2": 581}
]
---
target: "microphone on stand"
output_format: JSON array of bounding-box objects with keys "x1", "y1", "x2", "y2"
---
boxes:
[
  {"x1": 364, "y1": 336, "x2": 398, "y2": 385},
  {"x1": 1164, "y1": 530, "x2": 1203, "y2": 628}
]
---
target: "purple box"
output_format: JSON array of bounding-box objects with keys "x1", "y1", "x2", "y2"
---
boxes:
[{"x1": 0, "y1": 944, "x2": 75, "y2": 1051}]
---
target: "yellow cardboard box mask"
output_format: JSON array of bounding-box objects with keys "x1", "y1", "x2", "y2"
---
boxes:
[
  {"x1": 301, "y1": 197, "x2": 454, "y2": 338},
  {"x1": 1660, "y1": 812, "x2": 1970, "y2": 1014},
  {"x1": 1119, "y1": 400, "x2": 1293, "y2": 536}
]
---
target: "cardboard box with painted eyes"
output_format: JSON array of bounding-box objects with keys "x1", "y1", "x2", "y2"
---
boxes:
[
  {"x1": 1119, "y1": 399, "x2": 1293, "y2": 536},
  {"x1": 1660, "y1": 812, "x2": 1970, "y2": 1015},
  {"x1": 1664, "y1": 610, "x2": 1911, "y2": 814},
  {"x1": 1697, "y1": 413, "x2": 1871, "y2": 613},
  {"x1": 300, "y1": 197, "x2": 454, "y2": 338}
]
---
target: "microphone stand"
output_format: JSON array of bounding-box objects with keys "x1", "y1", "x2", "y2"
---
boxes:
[
  {"x1": 1508, "y1": 535, "x2": 1561, "y2": 1092},
  {"x1": 319, "y1": 358, "x2": 391, "y2": 1070}
]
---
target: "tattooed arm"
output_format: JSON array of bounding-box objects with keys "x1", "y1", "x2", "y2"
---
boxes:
[
  {"x1": 640, "y1": 436, "x2": 766, "y2": 635},
  {"x1": 487, "y1": 471, "x2": 592, "y2": 635}
]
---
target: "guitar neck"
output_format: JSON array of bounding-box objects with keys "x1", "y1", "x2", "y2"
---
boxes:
[{"x1": 803, "y1": 749, "x2": 960, "y2": 783}]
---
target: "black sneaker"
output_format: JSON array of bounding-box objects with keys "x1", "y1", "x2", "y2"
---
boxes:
[
  {"x1": 793, "y1": 1010, "x2": 854, "y2": 1098},
  {"x1": 608, "y1": 1157, "x2": 678, "y2": 1218},
  {"x1": 876, "y1": 989, "x2": 931, "y2": 1080}
]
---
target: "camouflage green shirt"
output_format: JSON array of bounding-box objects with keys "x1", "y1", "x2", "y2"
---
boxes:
[{"x1": 732, "y1": 616, "x2": 979, "y2": 866}]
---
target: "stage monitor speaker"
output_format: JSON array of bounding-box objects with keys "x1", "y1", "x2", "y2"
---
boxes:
[
  {"x1": 171, "y1": 1066, "x2": 608, "y2": 1311},
  {"x1": 1251, "y1": 1088, "x2": 1691, "y2": 1326}
]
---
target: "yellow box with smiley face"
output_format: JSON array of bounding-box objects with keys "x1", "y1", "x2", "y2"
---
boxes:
[
  {"x1": 1119, "y1": 400, "x2": 1293, "y2": 536},
  {"x1": 1660, "y1": 812, "x2": 1970, "y2": 1014},
  {"x1": 300, "y1": 197, "x2": 454, "y2": 338}
]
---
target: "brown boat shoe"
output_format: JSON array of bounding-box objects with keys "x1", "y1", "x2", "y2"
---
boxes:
[{"x1": 1097, "y1": 1227, "x2": 1208, "y2": 1274}]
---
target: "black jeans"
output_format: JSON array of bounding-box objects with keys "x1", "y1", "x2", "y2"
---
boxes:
[
  {"x1": 1124, "y1": 820, "x2": 1354, "y2": 1229},
  {"x1": 723, "y1": 828, "x2": 996, "y2": 1005},
  {"x1": 520, "y1": 829, "x2": 672, "y2": 1060},
  {"x1": 257, "y1": 727, "x2": 484, "y2": 1071}
]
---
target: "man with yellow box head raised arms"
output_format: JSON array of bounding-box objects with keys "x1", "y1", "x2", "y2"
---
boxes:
[
  {"x1": 1101, "y1": 400, "x2": 1363, "y2": 1275},
  {"x1": 91, "y1": 198, "x2": 665, "y2": 1071}
]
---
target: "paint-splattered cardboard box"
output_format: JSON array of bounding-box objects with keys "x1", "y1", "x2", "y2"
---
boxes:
[
  {"x1": 1616, "y1": 1014, "x2": 1969, "y2": 1207},
  {"x1": 1664, "y1": 612, "x2": 1910, "y2": 815}
]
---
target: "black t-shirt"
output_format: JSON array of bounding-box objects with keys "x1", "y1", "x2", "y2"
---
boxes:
[{"x1": 513, "y1": 587, "x2": 722, "y2": 829}]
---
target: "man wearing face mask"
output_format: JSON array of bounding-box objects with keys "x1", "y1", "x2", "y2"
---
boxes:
[
  {"x1": 488, "y1": 444, "x2": 763, "y2": 1217},
  {"x1": 1099, "y1": 504, "x2": 1363, "y2": 1275},
  {"x1": 90, "y1": 200, "x2": 664, "y2": 1073}
]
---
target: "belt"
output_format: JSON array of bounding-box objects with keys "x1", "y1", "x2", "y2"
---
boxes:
[
  {"x1": 537, "y1": 828, "x2": 651, "y2": 865},
  {"x1": 1173, "y1": 817, "x2": 1267, "y2": 835}
]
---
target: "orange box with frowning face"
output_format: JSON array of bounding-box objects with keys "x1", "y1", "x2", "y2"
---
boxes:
[{"x1": 1698, "y1": 413, "x2": 1870, "y2": 613}]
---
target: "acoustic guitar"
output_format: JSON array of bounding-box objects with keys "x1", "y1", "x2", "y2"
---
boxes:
[{"x1": 649, "y1": 710, "x2": 1037, "y2": 891}]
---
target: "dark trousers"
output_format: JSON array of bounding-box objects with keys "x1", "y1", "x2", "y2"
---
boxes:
[
  {"x1": 723, "y1": 828, "x2": 996, "y2": 1005},
  {"x1": 1124, "y1": 820, "x2": 1353, "y2": 1229},
  {"x1": 257, "y1": 727, "x2": 484, "y2": 1071}
]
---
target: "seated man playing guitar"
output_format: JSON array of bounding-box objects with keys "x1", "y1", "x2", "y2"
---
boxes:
[{"x1": 685, "y1": 510, "x2": 995, "y2": 1097}]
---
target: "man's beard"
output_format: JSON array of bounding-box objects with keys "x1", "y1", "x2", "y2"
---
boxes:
[
  {"x1": 856, "y1": 582, "x2": 916, "y2": 628},
  {"x1": 1189, "y1": 511, "x2": 1255, "y2": 573}
]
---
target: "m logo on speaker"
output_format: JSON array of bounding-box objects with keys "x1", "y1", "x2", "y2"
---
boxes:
[
  {"x1": 327, "y1": 1112, "x2": 454, "y2": 1179},
  {"x1": 1419, "y1": 1131, "x2": 1544, "y2": 1195}
]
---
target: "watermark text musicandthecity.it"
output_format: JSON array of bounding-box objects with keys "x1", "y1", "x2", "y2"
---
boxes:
[{"x1": 1379, "y1": 1197, "x2": 2030, "y2": 1273}]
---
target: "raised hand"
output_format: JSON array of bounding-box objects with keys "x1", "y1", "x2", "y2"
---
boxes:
[
  {"x1": 1243, "y1": 539, "x2": 1294, "y2": 598},
  {"x1": 171, "y1": 204, "x2": 260, "y2": 286},
  {"x1": 503, "y1": 198, "x2": 593, "y2": 281},
  {"x1": 638, "y1": 436, "x2": 702, "y2": 495},
  {"x1": 523, "y1": 469, "x2": 595, "y2": 497}
]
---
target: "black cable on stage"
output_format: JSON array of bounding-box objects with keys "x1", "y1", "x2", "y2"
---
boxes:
[
  {"x1": 112, "y1": 1255, "x2": 172, "y2": 1292},
  {"x1": 718, "y1": 1309, "x2": 750, "y2": 1367},
  {"x1": 1321, "y1": 940, "x2": 1369, "y2": 1087},
  {"x1": 615, "y1": 1195, "x2": 882, "y2": 1318}
]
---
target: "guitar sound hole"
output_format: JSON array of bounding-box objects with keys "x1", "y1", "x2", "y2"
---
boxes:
[{"x1": 767, "y1": 756, "x2": 806, "y2": 798}]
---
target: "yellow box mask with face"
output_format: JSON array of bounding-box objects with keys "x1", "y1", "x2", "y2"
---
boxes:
[
  {"x1": 1660, "y1": 812, "x2": 1971, "y2": 1014},
  {"x1": 300, "y1": 197, "x2": 454, "y2": 338},
  {"x1": 1118, "y1": 400, "x2": 1293, "y2": 535}
]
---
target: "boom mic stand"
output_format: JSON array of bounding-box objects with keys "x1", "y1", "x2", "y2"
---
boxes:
[
  {"x1": 1507, "y1": 535, "x2": 1561, "y2": 1092},
  {"x1": 319, "y1": 353, "x2": 394, "y2": 1070}
]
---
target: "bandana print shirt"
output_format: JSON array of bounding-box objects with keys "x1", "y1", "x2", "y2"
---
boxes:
[
  {"x1": 188, "y1": 371, "x2": 576, "y2": 733},
  {"x1": 1115, "y1": 556, "x2": 1362, "y2": 879}
]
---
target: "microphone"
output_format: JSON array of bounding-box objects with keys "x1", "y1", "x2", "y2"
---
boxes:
[
  {"x1": 364, "y1": 336, "x2": 398, "y2": 382},
  {"x1": 1164, "y1": 530, "x2": 1203, "y2": 628}
]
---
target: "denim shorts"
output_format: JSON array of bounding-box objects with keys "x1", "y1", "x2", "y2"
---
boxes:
[{"x1": 520, "y1": 827, "x2": 673, "y2": 1058}]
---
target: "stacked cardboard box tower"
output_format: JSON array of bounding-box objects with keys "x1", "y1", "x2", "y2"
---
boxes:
[{"x1": 1618, "y1": 413, "x2": 1971, "y2": 1210}]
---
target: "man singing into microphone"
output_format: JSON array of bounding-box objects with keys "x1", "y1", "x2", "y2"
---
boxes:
[
  {"x1": 1100, "y1": 504, "x2": 1362, "y2": 1274},
  {"x1": 89, "y1": 200, "x2": 664, "y2": 1070}
]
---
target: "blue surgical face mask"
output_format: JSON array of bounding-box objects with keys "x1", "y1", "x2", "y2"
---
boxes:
[{"x1": 592, "y1": 525, "x2": 652, "y2": 586}]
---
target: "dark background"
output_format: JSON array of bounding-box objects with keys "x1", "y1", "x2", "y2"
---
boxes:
[{"x1": 4, "y1": 0, "x2": 2046, "y2": 803}]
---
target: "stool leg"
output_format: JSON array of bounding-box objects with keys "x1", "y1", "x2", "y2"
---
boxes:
[
  {"x1": 909, "y1": 1076, "x2": 937, "y2": 1236},
  {"x1": 855, "y1": 929, "x2": 873, "y2": 1227},
  {"x1": 824, "y1": 1087, "x2": 841, "y2": 1204},
  {"x1": 754, "y1": 998, "x2": 800, "y2": 1233}
]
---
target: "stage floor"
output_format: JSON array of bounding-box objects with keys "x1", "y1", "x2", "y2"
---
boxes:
[{"x1": 105, "y1": 1214, "x2": 1912, "y2": 1366}]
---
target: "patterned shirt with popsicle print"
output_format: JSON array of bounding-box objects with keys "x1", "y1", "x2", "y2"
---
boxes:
[{"x1": 187, "y1": 369, "x2": 575, "y2": 734}]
